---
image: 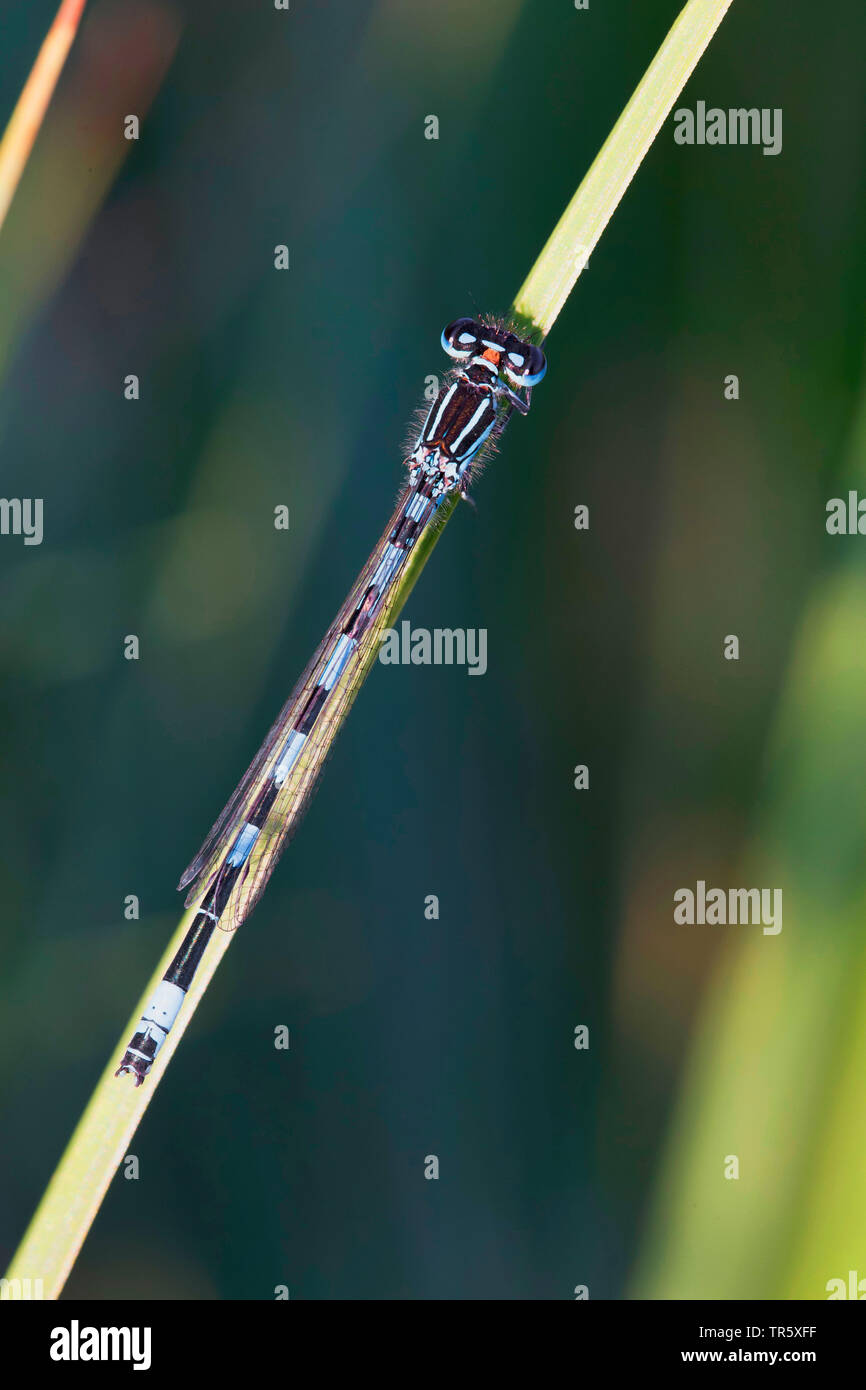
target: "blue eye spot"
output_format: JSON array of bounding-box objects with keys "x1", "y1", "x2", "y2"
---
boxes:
[{"x1": 441, "y1": 318, "x2": 482, "y2": 359}]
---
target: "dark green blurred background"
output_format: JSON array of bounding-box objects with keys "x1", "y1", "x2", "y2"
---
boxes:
[{"x1": 2, "y1": 0, "x2": 865, "y2": 1299}]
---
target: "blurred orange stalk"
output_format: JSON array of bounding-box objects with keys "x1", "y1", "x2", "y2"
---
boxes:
[{"x1": 0, "y1": 0, "x2": 87, "y2": 233}]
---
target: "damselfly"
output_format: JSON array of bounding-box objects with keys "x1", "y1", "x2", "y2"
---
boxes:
[{"x1": 116, "y1": 317, "x2": 546, "y2": 1084}]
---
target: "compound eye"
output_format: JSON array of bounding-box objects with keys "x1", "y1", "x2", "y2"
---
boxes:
[
  {"x1": 441, "y1": 318, "x2": 481, "y2": 359},
  {"x1": 503, "y1": 340, "x2": 547, "y2": 387}
]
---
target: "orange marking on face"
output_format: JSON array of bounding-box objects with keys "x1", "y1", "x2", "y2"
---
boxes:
[{"x1": 481, "y1": 347, "x2": 501, "y2": 364}]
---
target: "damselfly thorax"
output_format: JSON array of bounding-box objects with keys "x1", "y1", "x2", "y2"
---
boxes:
[
  {"x1": 409, "y1": 318, "x2": 546, "y2": 499},
  {"x1": 115, "y1": 317, "x2": 546, "y2": 1085}
]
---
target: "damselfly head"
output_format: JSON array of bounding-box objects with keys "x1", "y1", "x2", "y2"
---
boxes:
[{"x1": 440, "y1": 317, "x2": 547, "y2": 388}]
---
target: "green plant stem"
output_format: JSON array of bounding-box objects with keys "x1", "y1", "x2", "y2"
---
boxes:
[
  {"x1": 514, "y1": 0, "x2": 734, "y2": 337},
  {"x1": 5, "y1": 0, "x2": 734, "y2": 1299}
]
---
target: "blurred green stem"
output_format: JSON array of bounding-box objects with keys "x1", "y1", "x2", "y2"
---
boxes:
[{"x1": 0, "y1": 0, "x2": 87, "y2": 235}]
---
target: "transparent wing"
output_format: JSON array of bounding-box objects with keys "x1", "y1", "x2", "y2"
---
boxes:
[
  {"x1": 178, "y1": 482, "x2": 419, "y2": 907},
  {"x1": 219, "y1": 480, "x2": 458, "y2": 929},
  {"x1": 177, "y1": 636, "x2": 334, "y2": 900},
  {"x1": 214, "y1": 620, "x2": 382, "y2": 932}
]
